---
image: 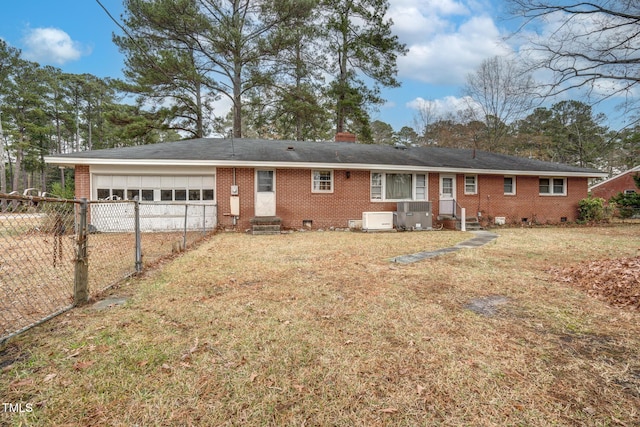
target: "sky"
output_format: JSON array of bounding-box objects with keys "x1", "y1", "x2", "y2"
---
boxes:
[{"x1": 0, "y1": 0, "x2": 628, "y2": 134}]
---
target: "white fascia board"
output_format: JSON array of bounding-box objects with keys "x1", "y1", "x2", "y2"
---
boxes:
[
  {"x1": 44, "y1": 157, "x2": 217, "y2": 167},
  {"x1": 441, "y1": 168, "x2": 608, "y2": 178},
  {"x1": 44, "y1": 157, "x2": 608, "y2": 178}
]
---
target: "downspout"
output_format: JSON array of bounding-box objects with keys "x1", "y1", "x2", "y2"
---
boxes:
[
  {"x1": 232, "y1": 167, "x2": 237, "y2": 226},
  {"x1": 230, "y1": 133, "x2": 238, "y2": 226}
]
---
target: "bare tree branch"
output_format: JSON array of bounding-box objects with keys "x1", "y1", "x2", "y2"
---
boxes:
[{"x1": 508, "y1": 0, "x2": 640, "y2": 119}]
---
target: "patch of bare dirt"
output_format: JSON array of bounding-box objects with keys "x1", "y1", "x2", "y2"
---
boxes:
[{"x1": 550, "y1": 256, "x2": 640, "y2": 310}]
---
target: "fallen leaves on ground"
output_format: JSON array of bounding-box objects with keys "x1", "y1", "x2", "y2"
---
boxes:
[{"x1": 549, "y1": 256, "x2": 640, "y2": 310}]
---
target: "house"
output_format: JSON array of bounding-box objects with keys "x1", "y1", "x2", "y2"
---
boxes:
[
  {"x1": 44, "y1": 135, "x2": 607, "y2": 232},
  {"x1": 589, "y1": 166, "x2": 640, "y2": 201}
]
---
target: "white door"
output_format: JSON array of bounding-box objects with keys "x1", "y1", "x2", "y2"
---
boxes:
[
  {"x1": 439, "y1": 174, "x2": 456, "y2": 216},
  {"x1": 255, "y1": 170, "x2": 276, "y2": 217}
]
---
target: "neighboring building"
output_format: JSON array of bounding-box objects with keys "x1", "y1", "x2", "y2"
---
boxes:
[
  {"x1": 589, "y1": 166, "x2": 640, "y2": 201},
  {"x1": 45, "y1": 136, "x2": 606, "y2": 231}
]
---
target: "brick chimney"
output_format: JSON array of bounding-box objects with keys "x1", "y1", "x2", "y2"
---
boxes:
[{"x1": 335, "y1": 132, "x2": 356, "y2": 143}]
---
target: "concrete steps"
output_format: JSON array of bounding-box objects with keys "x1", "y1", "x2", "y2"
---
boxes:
[
  {"x1": 437, "y1": 215, "x2": 483, "y2": 231},
  {"x1": 250, "y1": 216, "x2": 282, "y2": 235},
  {"x1": 457, "y1": 217, "x2": 482, "y2": 231}
]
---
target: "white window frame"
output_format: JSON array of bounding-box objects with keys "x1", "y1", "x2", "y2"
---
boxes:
[
  {"x1": 464, "y1": 175, "x2": 477, "y2": 195},
  {"x1": 311, "y1": 170, "x2": 334, "y2": 193},
  {"x1": 503, "y1": 176, "x2": 516, "y2": 195},
  {"x1": 370, "y1": 172, "x2": 428, "y2": 201},
  {"x1": 539, "y1": 177, "x2": 567, "y2": 196}
]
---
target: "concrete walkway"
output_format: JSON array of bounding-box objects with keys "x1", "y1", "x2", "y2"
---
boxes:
[{"x1": 390, "y1": 230, "x2": 499, "y2": 264}]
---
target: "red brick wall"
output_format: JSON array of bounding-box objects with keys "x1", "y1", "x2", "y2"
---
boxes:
[
  {"x1": 77, "y1": 166, "x2": 590, "y2": 229},
  {"x1": 217, "y1": 167, "x2": 255, "y2": 230},
  {"x1": 276, "y1": 169, "x2": 396, "y2": 229},
  {"x1": 591, "y1": 171, "x2": 639, "y2": 201},
  {"x1": 75, "y1": 165, "x2": 90, "y2": 200},
  {"x1": 216, "y1": 168, "x2": 396, "y2": 230},
  {"x1": 452, "y1": 174, "x2": 587, "y2": 224},
  {"x1": 216, "y1": 169, "x2": 588, "y2": 229}
]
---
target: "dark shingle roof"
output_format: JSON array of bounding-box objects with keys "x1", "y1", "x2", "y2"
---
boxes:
[{"x1": 46, "y1": 138, "x2": 605, "y2": 176}]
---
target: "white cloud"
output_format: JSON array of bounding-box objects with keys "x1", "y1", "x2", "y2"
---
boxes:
[
  {"x1": 22, "y1": 27, "x2": 86, "y2": 65},
  {"x1": 388, "y1": 0, "x2": 469, "y2": 41},
  {"x1": 387, "y1": 0, "x2": 511, "y2": 86},
  {"x1": 396, "y1": 15, "x2": 511, "y2": 85}
]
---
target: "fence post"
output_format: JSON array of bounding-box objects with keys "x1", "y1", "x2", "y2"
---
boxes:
[
  {"x1": 183, "y1": 204, "x2": 189, "y2": 249},
  {"x1": 74, "y1": 198, "x2": 89, "y2": 305},
  {"x1": 135, "y1": 200, "x2": 142, "y2": 273},
  {"x1": 460, "y1": 207, "x2": 466, "y2": 232},
  {"x1": 202, "y1": 204, "x2": 206, "y2": 234}
]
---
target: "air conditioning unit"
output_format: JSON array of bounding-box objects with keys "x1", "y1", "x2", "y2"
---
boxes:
[
  {"x1": 394, "y1": 201, "x2": 432, "y2": 230},
  {"x1": 397, "y1": 201, "x2": 431, "y2": 213},
  {"x1": 362, "y1": 211, "x2": 394, "y2": 231}
]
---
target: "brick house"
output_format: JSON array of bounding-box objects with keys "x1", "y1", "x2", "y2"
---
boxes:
[
  {"x1": 589, "y1": 166, "x2": 640, "y2": 201},
  {"x1": 45, "y1": 137, "x2": 606, "y2": 231}
]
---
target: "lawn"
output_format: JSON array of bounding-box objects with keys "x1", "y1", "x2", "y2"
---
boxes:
[{"x1": 1, "y1": 226, "x2": 639, "y2": 426}]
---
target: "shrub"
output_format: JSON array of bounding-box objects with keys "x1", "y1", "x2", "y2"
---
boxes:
[
  {"x1": 610, "y1": 191, "x2": 640, "y2": 219},
  {"x1": 578, "y1": 196, "x2": 607, "y2": 222}
]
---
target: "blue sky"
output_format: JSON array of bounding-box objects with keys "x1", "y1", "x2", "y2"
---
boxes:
[{"x1": 0, "y1": 0, "x2": 628, "y2": 133}]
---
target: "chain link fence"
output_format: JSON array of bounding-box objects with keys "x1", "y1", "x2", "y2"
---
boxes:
[
  {"x1": 1, "y1": 193, "x2": 217, "y2": 343},
  {"x1": 1, "y1": 194, "x2": 79, "y2": 343},
  {"x1": 87, "y1": 201, "x2": 217, "y2": 293}
]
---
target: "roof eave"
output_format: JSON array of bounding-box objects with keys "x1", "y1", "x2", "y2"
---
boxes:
[{"x1": 44, "y1": 157, "x2": 607, "y2": 178}]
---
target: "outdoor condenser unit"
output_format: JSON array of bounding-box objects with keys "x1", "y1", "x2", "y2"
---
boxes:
[{"x1": 394, "y1": 201, "x2": 432, "y2": 230}]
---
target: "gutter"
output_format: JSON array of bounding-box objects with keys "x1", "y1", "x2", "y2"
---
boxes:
[{"x1": 44, "y1": 157, "x2": 607, "y2": 179}]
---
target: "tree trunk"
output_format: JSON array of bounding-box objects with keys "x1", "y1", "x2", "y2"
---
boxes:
[
  {"x1": 13, "y1": 145, "x2": 22, "y2": 193},
  {"x1": 196, "y1": 79, "x2": 203, "y2": 138},
  {"x1": 233, "y1": 64, "x2": 242, "y2": 138},
  {"x1": 336, "y1": 5, "x2": 350, "y2": 134},
  {"x1": 0, "y1": 113, "x2": 6, "y2": 209}
]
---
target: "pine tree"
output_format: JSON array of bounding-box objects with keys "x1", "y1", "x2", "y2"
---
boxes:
[{"x1": 321, "y1": 0, "x2": 406, "y2": 142}]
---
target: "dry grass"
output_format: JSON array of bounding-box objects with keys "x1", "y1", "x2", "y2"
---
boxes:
[
  {"x1": 0, "y1": 229, "x2": 208, "y2": 340},
  {"x1": 1, "y1": 226, "x2": 639, "y2": 426}
]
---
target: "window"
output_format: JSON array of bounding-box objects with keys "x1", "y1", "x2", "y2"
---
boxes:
[
  {"x1": 416, "y1": 174, "x2": 426, "y2": 200},
  {"x1": 504, "y1": 177, "x2": 516, "y2": 195},
  {"x1": 161, "y1": 189, "x2": 173, "y2": 201},
  {"x1": 112, "y1": 189, "x2": 124, "y2": 200},
  {"x1": 97, "y1": 189, "x2": 110, "y2": 199},
  {"x1": 539, "y1": 177, "x2": 566, "y2": 195},
  {"x1": 371, "y1": 172, "x2": 427, "y2": 201},
  {"x1": 441, "y1": 177, "x2": 453, "y2": 198},
  {"x1": 127, "y1": 189, "x2": 140, "y2": 200},
  {"x1": 312, "y1": 170, "x2": 333, "y2": 193},
  {"x1": 464, "y1": 175, "x2": 477, "y2": 194},
  {"x1": 371, "y1": 173, "x2": 383, "y2": 200},
  {"x1": 386, "y1": 174, "x2": 412, "y2": 199},
  {"x1": 553, "y1": 178, "x2": 565, "y2": 194},
  {"x1": 203, "y1": 189, "x2": 214, "y2": 200},
  {"x1": 257, "y1": 170, "x2": 274, "y2": 192},
  {"x1": 94, "y1": 174, "x2": 215, "y2": 202}
]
